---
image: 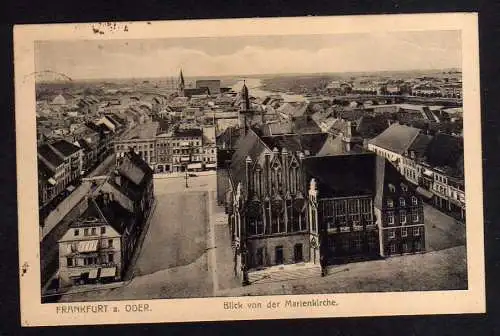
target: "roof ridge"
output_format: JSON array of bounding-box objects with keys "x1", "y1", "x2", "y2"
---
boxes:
[{"x1": 89, "y1": 197, "x2": 110, "y2": 225}]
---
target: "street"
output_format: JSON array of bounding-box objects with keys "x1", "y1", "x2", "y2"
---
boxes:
[
  {"x1": 423, "y1": 203, "x2": 466, "y2": 252},
  {"x1": 59, "y1": 173, "x2": 221, "y2": 301}
]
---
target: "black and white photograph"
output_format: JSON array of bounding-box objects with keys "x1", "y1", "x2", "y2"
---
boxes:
[{"x1": 15, "y1": 14, "x2": 484, "y2": 326}]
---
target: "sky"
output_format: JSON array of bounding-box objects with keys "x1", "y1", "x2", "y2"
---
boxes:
[{"x1": 35, "y1": 31, "x2": 461, "y2": 80}]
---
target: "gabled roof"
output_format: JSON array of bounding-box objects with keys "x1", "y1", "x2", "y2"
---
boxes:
[
  {"x1": 118, "y1": 151, "x2": 153, "y2": 186},
  {"x1": 229, "y1": 129, "x2": 270, "y2": 191},
  {"x1": 69, "y1": 198, "x2": 108, "y2": 228},
  {"x1": 368, "y1": 123, "x2": 421, "y2": 154}
]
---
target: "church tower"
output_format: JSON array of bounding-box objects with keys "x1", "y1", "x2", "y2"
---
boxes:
[
  {"x1": 238, "y1": 80, "x2": 252, "y2": 131},
  {"x1": 178, "y1": 69, "x2": 185, "y2": 96}
]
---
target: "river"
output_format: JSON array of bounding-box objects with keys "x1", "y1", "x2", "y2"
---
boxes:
[{"x1": 231, "y1": 78, "x2": 306, "y2": 102}]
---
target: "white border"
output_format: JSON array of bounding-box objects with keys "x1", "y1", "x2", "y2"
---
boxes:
[{"x1": 14, "y1": 13, "x2": 484, "y2": 326}]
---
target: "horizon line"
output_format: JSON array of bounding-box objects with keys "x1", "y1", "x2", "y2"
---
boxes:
[{"x1": 35, "y1": 67, "x2": 463, "y2": 83}]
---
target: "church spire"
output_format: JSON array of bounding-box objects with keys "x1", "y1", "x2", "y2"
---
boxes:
[
  {"x1": 178, "y1": 69, "x2": 185, "y2": 96},
  {"x1": 240, "y1": 80, "x2": 250, "y2": 111}
]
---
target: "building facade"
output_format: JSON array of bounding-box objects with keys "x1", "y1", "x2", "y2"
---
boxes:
[{"x1": 58, "y1": 150, "x2": 155, "y2": 288}]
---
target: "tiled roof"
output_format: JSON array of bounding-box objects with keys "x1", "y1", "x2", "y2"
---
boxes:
[
  {"x1": 368, "y1": 123, "x2": 421, "y2": 154},
  {"x1": 50, "y1": 139, "x2": 81, "y2": 156},
  {"x1": 303, "y1": 153, "x2": 376, "y2": 198}
]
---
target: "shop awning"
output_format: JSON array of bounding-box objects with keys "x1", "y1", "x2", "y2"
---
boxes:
[
  {"x1": 205, "y1": 163, "x2": 217, "y2": 168},
  {"x1": 423, "y1": 169, "x2": 433, "y2": 177},
  {"x1": 77, "y1": 240, "x2": 99, "y2": 253},
  {"x1": 100, "y1": 267, "x2": 116, "y2": 278},
  {"x1": 66, "y1": 185, "x2": 76, "y2": 192},
  {"x1": 67, "y1": 269, "x2": 85, "y2": 278},
  {"x1": 48, "y1": 178, "x2": 57, "y2": 186},
  {"x1": 188, "y1": 163, "x2": 202, "y2": 169},
  {"x1": 417, "y1": 187, "x2": 434, "y2": 199},
  {"x1": 180, "y1": 157, "x2": 190, "y2": 162},
  {"x1": 88, "y1": 268, "x2": 99, "y2": 279}
]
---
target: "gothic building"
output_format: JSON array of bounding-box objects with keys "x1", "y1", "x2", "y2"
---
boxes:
[{"x1": 221, "y1": 86, "x2": 425, "y2": 285}]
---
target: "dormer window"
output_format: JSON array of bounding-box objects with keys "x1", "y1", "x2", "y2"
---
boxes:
[
  {"x1": 401, "y1": 183, "x2": 408, "y2": 192},
  {"x1": 388, "y1": 184, "x2": 396, "y2": 192}
]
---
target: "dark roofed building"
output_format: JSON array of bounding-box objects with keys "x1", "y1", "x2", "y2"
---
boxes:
[
  {"x1": 368, "y1": 123, "x2": 421, "y2": 155},
  {"x1": 38, "y1": 144, "x2": 64, "y2": 169},
  {"x1": 50, "y1": 139, "x2": 82, "y2": 157},
  {"x1": 425, "y1": 133, "x2": 464, "y2": 178},
  {"x1": 174, "y1": 128, "x2": 203, "y2": 138},
  {"x1": 184, "y1": 87, "x2": 209, "y2": 98},
  {"x1": 303, "y1": 153, "x2": 376, "y2": 197}
]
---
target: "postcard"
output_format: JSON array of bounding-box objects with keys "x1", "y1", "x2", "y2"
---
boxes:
[{"x1": 14, "y1": 13, "x2": 484, "y2": 326}]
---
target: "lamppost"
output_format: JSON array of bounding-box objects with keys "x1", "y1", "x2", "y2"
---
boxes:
[{"x1": 184, "y1": 163, "x2": 188, "y2": 188}]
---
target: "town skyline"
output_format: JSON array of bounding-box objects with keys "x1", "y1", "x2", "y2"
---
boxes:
[{"x1": 35, "y1": 31, "x2": 462, "y2": 80}]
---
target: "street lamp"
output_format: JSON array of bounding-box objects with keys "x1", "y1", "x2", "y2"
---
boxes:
[{"x1": 184, "y1": 163, "x2": 188, "y2": 188}]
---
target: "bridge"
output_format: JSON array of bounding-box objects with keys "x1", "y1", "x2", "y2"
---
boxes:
[{"x1": 321, "y1": 94, "x2": 462, "y2": 107}]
